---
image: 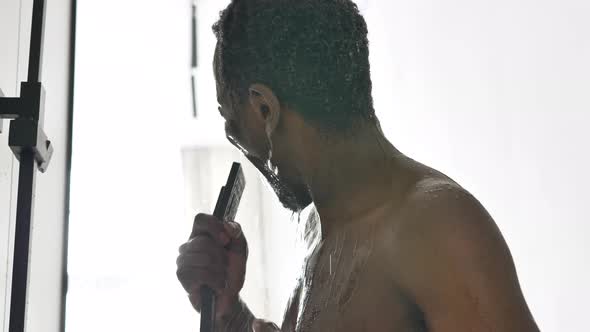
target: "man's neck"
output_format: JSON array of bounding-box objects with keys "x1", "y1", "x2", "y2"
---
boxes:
[{"x1": 302, "y1": 123, "x2": 404, "y2": 237}]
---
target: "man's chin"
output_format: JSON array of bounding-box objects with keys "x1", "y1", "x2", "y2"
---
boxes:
[
  {"x1": 264, "y1": 170, "x2": 312, "y2": 212},
  {"x1": 276, "y1": 187, "x2": 313, "y2": 212},
  {"x1": 247, "y1": 155, "x2": 312, "y2": 212}
]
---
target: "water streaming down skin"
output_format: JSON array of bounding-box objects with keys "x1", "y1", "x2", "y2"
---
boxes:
[
  {"x1": 294, "y1": 209, "x2": 376, "y2": 331},
  {"x1": 227, "y1": 135, "x2": 312, "y2": 212},
  {"x1": 421, "y1": 182, "x2": 458, "y2": 201},
  {"x1": 227, "y1": 134, "x2": 309, "y2": 212},
  {"x1": 227, "y1": 134, "x2": 377, "y2": 330},
  {"x1": 226, "y1": 134, "x2": 250, "y2": 156}
]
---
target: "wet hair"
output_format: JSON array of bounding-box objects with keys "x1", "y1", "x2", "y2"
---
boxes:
[{"x1": 213, "y1": 0, "x2": 376, "y2": 133}]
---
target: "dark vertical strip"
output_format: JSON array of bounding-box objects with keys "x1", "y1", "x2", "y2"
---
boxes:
[
  {"x1": 59, "y1": 0, "x2": 77, "y2": 329},
  {"x1": 191, "y1": 75, "x2": 197, "y2": 118},
  {"x1": 8, "y1": 0, "x2": 48, "y2": 330},
  {"x1": 27, "y1": 0, "x2": 45, "y2": 83},
  {"x1": 8, "y1": 151, "x2": 36, "y2": 332},
  {"x1": 191, "y1": 1, "x2": 197, "y2": 69},
  {"x1": 199, "y1": 288, "x2": 216, "y2": 332},
  {"x1": 191, "y1": 1, "x2": 198, "y2": 118}
]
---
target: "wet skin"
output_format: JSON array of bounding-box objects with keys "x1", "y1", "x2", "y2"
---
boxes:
[
  {"x1": 274, "y1": 156, "x2": 539, "y2": 332},
  {"x1": 176, "y1": 72, "x2": 540, "y2": 331}
]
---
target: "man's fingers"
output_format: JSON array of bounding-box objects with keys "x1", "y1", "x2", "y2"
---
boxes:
[
  {"x1": 176, "y1": 251, "x2": 228, "y2": 268},
  {"x1": 177, "y1": 266, "x2": 226, "y2": 293},
  {"x1": 179, "y1": 235, "x2": 222, "y2": 255},
  {"x1": 190, "y1": 213, "x2": 230, "y2": 244},
  {"x1": 252, "y1": 319, "x2": 280, "y2": 332},
  {"x1": 223, "y1": 221, "x2": 243, "y2": 239},
  {"x1": 188, "y1": 292, "x2": 202, "y2": 312},
  {"x1": 223, "y1": 222, "x2": 248, "y2": 257}
]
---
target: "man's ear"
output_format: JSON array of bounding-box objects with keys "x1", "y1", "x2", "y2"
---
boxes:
[{"x1": 248, "y1": 83, "x2": 281, "y2": 135}]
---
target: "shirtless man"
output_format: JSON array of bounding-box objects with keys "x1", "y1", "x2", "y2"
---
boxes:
[{"x1": 176, "y1": 0, "x2": 540, "y2": 331}]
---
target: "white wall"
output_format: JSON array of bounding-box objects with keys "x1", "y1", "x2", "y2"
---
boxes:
[
  {"x1": 0, "y1": 0, "x2": 72, "y2": 330},
  {"x1": 66, "y1": 0, "x2": 192, "y2": 330},
  {"x1": 363, "y1": 1, "x2": 590, "y2": 331}
]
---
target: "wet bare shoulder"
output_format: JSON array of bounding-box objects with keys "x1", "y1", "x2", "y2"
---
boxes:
[
  {"x1": 383, "y1": 178, "x2": 540, "y2": 331},
  {"x1": 388, "y1": 177, "x2": 496, "y2": 269},
  {"x1": 396, "y1": 177, "x2": 495, "y2": 246}
]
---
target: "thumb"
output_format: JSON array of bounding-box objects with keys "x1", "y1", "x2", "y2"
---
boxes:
[
  {"x1": 224, "y1": 221, "x2": 248, "y2": 257},
  {"x1": 224, "y1": 221, "x2": 242, "y2": 239},
  {"x1": 252, "y1": 319, "x2": 280, "y2": 332}
]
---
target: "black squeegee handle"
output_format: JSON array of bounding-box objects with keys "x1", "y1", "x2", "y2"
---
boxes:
[{"x1": 199, "y1": 162, "x2": 245, "y2": 332}]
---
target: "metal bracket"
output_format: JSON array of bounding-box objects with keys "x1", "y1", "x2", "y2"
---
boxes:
[{"x1": 0, "y1": 82, "x2": 53, "y2": 172}]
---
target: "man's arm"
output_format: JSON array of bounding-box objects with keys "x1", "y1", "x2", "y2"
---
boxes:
[
  {"x1": 393, "y1": 184, "x2": 540, "y2": 332},
  {"x1": 216, "y1": 298, "x2": 285, "y2": 332},
  {"x1": 214, "y1": 297, "x2": 256, "y2": 331}
]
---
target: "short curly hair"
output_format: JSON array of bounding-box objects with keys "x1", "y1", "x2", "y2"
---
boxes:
[{"x1": 213, "y1": 0, "x2": 375, "y2": 133}]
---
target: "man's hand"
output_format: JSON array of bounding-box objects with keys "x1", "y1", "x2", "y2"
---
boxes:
[
  {"x1": 176, "y1": 213, "x2": 248, "y2": 319},
  {"x1": 252, "y1": 319, "x2": 281, "y2": 332}
]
